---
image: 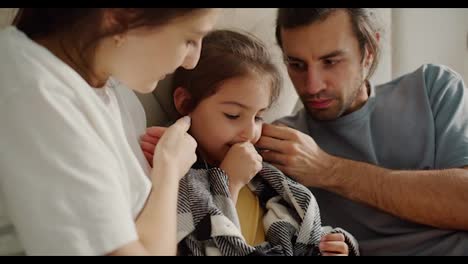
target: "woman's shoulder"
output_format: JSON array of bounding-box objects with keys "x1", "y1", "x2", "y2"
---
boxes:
[{"x1": 0, "y1": 26, "x2": 86, "y2": 99}]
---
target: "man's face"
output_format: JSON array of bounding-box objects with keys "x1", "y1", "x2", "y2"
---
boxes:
[{"x1": 280, "y1": 10, "x2": 371, "y2": 121}]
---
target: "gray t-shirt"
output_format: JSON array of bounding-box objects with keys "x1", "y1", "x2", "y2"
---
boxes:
[{"x1": 277, "y1": 64, "x2": 468, "y2": 255}]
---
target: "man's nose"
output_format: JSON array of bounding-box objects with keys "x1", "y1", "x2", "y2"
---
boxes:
[{"x1": 305, "y1": 67, "x2": 326, "y2": 95}]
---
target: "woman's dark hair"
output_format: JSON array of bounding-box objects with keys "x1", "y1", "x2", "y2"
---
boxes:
[
  {"x1": 276, "y1": 8, "x2": 381, "y2": 80},
  {"x1": 14, "y1": 8, "x2": 205, "y2": 40},
  {"x1": 13, "y1": 8, "x2": 207, "y2": 81},
  {"x1": 172, "y1": 29, "x2": 282, "y2": 114}
]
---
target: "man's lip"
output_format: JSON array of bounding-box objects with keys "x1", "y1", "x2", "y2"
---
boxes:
[{"x1": 307, "y1": 99, "x2": 333, "y2": 109}]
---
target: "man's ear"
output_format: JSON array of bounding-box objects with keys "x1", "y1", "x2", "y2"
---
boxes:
[
  {"x1": 364, "y1": 32, "x2": 380, "y2": 68},
  {"x1": 173, "y1": 87, "x2": 193, "y2": 116}
]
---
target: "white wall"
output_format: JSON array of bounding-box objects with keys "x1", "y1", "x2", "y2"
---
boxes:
[
  {"x1": 465, "y1": 30, "x2": 468, "y2": 82},
  {"x1": 0, "y1": 8, "x2": 17, "y2": 28},
  {"x1": 392, "y1": 8, "x2": 468, "y2": 82},
  {"x1": 214, "y1": 8, "x2": 297, "y2": 122},
  {"x1": 371, "y1": 8, "x2": 392, "y2": 85}
]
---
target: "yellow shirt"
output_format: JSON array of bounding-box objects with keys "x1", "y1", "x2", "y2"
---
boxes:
[{"x1": 235, "y1": 186, "x2": 266, "y2": 246}]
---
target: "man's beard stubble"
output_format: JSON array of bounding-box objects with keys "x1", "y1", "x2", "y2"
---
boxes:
[{"x1": 303, "y1": 74, "x2": 367, "y2": 121}]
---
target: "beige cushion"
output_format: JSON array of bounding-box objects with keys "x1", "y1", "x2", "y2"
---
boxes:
[{"x1": 135, "y1": 76, "x2": 179, "y2": 126}]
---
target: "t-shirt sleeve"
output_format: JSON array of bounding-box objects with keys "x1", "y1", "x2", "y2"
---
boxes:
[
  {"x1": 0, "y1": 89, "x2": 138, "y2": 255},
  {"x1": 425, "y1": 64, "x2": 468, "y2": 168}
]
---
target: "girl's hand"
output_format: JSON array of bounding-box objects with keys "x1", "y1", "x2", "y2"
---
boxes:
[
  {"x1": 220, "y1": 142, "x2": 262, "y2": 199},
  {"x1": 319, "y1": 233, "x2": 349, "y2": 256},
  {"x1": 140, "y1": 126, "x2": 166, "y2": 167}
]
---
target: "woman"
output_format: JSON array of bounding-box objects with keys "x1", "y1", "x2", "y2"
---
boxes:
[{"x1": 0, "y1": 8, "x2": 219, "y2": 255}]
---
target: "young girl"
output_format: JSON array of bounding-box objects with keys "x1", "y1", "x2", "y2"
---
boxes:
[
  {"x1": 0, "y1": 8, "x2": 219, "y2": 255},
  {"x1": 141, "y1": 30, "x2": 359, "y2": 256}
]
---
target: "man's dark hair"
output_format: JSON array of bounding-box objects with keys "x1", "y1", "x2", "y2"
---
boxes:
[{"x1": 276, "y1": 8, "x2": 381, "y2": 80}]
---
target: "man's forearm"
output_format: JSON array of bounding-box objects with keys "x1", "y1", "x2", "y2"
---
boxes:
[{"x1": 320, "y1": 157, "x2": 468, "y2": 230}]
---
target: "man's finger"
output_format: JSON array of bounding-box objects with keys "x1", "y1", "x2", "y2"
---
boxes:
[
  {"x1": 259, "y1": 150, "x2": 287, "y2": 166},
  {"x1": 256, "y1": 135, "x2": 289, "y2": 153},
  {"x1": 262, "y1": 123, "x2": 296, "y2": 140},
  {"x1": 271, "y1": 121, "x2": 288, "y2": 127}
]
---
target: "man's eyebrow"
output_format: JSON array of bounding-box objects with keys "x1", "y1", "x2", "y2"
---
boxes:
[
  {"x1": 318, "y1": 50, "x2": 345, "y2": 60},
  {"x1": 285, "y1": 50, "x2": 346, "y2": 62},
  {"x1": 285, "y1": 55, "x2": 304, "y2": 62}
]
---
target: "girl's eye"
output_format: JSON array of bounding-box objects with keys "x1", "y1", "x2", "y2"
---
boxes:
[
  {"x1": 224, "y1": 113, "x2": 240, "y2": 120},
  {"x1": 255, "y1": 116, "x2": 264, "y2": 122}
]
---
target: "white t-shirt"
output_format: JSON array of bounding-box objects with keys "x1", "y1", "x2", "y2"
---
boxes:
[{"x1": 0, "y1": 26, "x2": 152, "y2": 255}]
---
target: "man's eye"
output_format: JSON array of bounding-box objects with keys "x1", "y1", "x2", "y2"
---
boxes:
[
  {"x1": 324, "y1": 59, "x2": 339, "y2": 66},
  {"x1": 287, "y1": 61, "x2": 307, "y2": 71},
  {"x1": 224, "y1": 113, "x2": 239, "y2": 120}
]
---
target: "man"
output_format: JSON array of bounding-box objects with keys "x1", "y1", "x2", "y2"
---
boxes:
[{"x1": 256, "y1": 8, "x2": 468, "y2": 255}]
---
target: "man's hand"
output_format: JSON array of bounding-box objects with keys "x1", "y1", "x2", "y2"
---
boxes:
[
  {"x1": 140, "y1": 126, "x2": 166, "y2": 167},
  {"x1": 255, "y1": 123, "x2": 336, "y2": 187}
]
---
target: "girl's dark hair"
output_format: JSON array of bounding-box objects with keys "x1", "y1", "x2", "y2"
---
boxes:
[
  {"x1": 172, "y1": 29, "x2": 282, "y2": 114},
  {"x1": 276, "y1": 8, "x2": 381, "y2": 80}
]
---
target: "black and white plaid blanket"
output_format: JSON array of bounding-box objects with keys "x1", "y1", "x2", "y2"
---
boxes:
[{"x1": 176, "y1": 162, "x2": 360, "y2": 256}]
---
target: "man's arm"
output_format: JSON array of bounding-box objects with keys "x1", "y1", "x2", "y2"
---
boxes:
[
  {"x1": 325, "y1": 157, "x2": 468, "y2": 230},
  {"x1": 257, "y1": 123, "x2": 468, "y2": 231}
]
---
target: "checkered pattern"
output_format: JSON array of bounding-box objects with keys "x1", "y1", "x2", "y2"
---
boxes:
[{"x1": 176, "y1": 162, "x2": 360, "y2": 256}]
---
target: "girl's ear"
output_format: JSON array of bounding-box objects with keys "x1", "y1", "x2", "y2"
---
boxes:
[{"x1": 173, "y1": 87, "x2": 193, "y2": 116}]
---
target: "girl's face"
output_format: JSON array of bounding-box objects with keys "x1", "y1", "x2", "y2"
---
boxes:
[
  {"x1": 97, "y1": 9, "x2": 220, "y2": 93},
  {"x1": 188, "y1": 74, "x2": 272, "y2": 166}
]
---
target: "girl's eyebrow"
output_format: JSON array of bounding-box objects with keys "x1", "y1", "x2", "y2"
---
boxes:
[{"x1": 221, "y1": 101, "x2": 267, "y2": 111}]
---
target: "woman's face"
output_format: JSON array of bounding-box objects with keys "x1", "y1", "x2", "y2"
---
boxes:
[{"x1": 97, "y1": 9, "x2": 220, "y2": 93}]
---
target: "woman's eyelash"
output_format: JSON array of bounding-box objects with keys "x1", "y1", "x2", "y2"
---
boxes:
[{"x1": 186, "y1": 40, "x2": 197, "y2": 47}]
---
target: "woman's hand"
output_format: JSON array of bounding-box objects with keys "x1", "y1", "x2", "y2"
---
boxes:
[
  {"x1": 151, "y1": 116, "x2": 197, "y2": 181},
  {"x1": 319, "y1": 233, "x2": 349, "y2": 256},
  {"x1": 140, "y1": 126, "x2": 166, "y2": 167}
]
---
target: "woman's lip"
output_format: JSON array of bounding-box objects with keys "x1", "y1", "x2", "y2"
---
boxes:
[{"x1": 307, "y1": 99, "x2": 333, "y2": 109}]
